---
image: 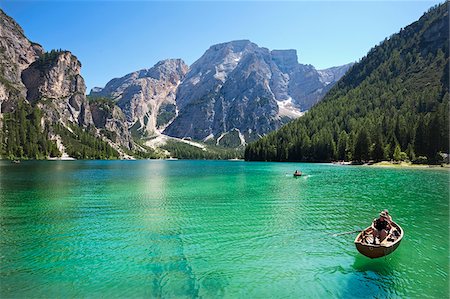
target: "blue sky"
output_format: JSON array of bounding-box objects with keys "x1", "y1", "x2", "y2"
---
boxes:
[{"x1": 1, "y1": 1, "x2": 442, "y2": 92}]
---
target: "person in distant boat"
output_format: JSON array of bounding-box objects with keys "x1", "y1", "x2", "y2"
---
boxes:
[
  {"x1": 371, "y1": 210, "x2": 392, "y2": 243},
  {"x1": 294, "y1": 170, "x2": 302, "y2": 176}
]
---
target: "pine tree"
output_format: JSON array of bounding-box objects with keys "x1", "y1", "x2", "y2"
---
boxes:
[
  {"x1": 427, "y1": 114, "x2": 441, "y2": 162},
  {"x1": 393, "y1": 144, "x2": 402, "y2": 161},
  {"x1": 406, "y1": 143, "x2": 416, "y2": 161},
  {"x1": 372, "y1": 131, "x2": 385, "y2": 162},
  {"x1": 414, "y1": 117, "x2": 427, "y2": 156},
  {"x1": 337, "y1": 131, "x2": 348, "y2": 161},
  {"x1": 354, "y1": 128, "x2": 370, "y2": 162}
]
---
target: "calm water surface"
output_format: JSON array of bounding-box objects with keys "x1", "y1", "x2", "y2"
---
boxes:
[{"x1": 0, "y1": 160, "x2": 448, "y2": 298}]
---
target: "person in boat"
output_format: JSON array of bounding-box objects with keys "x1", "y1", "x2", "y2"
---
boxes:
[
  {"x1": 371, "y1": 210, "x2": 392, "y2": 244},
  {"x1": 294, "y1": 170, "x2": 302, "y2": 176}
]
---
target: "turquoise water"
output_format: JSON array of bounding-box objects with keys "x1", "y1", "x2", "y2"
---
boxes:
[{"x1": 0, "y1": 160, "x2": 448, "y2": 298}]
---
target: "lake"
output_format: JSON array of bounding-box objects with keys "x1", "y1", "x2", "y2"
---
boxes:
[{"x1": 0, "y1": 160, "x2": 448, "y2": 298}]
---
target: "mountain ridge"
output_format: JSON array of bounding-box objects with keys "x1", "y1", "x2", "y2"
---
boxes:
[{"x1": 92, "y1": 39, "x2": 352, "y2": 147}]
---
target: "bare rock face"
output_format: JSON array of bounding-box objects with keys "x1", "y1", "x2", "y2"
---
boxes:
[
  {"x1": 0, "y1": 9, "x2": 44, "y2": 113},
  {"x1": 21, "y1": 51, "x2": 93, "y2": 126},
  {"x1": 90, "y1": 59, "x2": 189, "y2": 136},
  {"x1": 165, "y1": 40, "x2": 278, "y2": 143},
  {"x1": 90, "y1": 100, "x2": 133, "y2": 150},
  {"x1": 0, "y1": 10, "x2": 44, "y2": 84},
  {"x1": 270, "y1": 50, "x2": 354, "y2": 111},
  {"x1": 318, "y1": 63, "x2": 355, "y2": 85},
  {"x1": 164, "y1": 40, "x2": 353, "y2": 145}
]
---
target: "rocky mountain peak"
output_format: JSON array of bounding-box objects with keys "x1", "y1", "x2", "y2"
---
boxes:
[
  {"x1": 209, "y1": 39, "x2": 256, "y2": 53},
  {"x1": 90, "y1": 58, "x2": 189, "y2": 136},
  {"x1": 91, "y1": 59, "x2": 189, "y2": 100},
  {"x1": 145, "y1": 59, "x2": 189, "y2": 84},
  {"x1": 188, "y1": 40, "x2": 260, "y2": 80}
]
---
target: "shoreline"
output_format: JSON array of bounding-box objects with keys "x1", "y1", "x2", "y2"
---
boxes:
[
  {"x1": 332, "y1": 160, "x2": 450, "y2": 169},
  {"x1": 2, "y1": 158, "x2": 449, "y2": 169},
  {"x1": 365, "y1": 161, "x2": 450, "y2": 169}
]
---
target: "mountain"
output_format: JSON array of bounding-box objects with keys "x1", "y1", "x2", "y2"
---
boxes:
[
  {"x1": 90, "y1": 59, "x2": 188, "y2": 137},
  {"x1": 163, "y1": 40, "x2": 351, "y2": 145},
  {"x1": 245, "y1": 3, "x2": 449, "y2": 163},
  {"x1": 0, "y1": 9, "x2": 130, "y2": 159},
  {"x1": 92, "y1": 40, "x2": 351, "y2": 147}
]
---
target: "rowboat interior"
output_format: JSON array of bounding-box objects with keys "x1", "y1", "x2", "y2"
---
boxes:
[{"x1": 354, "y1": 221, "x2": 404, "y2": 258}]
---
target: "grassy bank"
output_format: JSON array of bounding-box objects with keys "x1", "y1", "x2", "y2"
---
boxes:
[{"x1": 369, "y1": 161, "x2": 450, "y2": 169}]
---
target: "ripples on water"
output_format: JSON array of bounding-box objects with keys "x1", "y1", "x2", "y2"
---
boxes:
[{"x1": 0, "y1": 161, "x2": 448, "y2": 298}]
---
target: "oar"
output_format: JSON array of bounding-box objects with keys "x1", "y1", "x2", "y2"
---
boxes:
[{"x1": 331, "y1": 229, "x2": 362, "y2": 237}]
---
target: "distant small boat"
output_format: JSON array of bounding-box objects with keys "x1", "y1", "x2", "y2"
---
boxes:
[
  {"x1": 293, "y1": 171, "x2": 302, "y2": 177},
  {"x1": 354, "y1": 221, "x2": 404, "y2": 258},
  {"x1": 11, "y1": 160, "x2": 20, "y2": 164},
  {"x1": 165, "y1": 157, "x2": 178, "y2": 161}
]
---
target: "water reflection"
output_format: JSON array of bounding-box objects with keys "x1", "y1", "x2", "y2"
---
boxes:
[
  {"x1": 343, "y1": 255, "x2": 401, "y2": 298},
  {"x1": 352, "y1": 254, "x2": 398, "y2": 275},
  {"x1": 121, "y1": 161, "x2": 202, "y2": 297}
]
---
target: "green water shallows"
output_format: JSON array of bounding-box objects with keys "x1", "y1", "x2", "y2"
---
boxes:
[{"x1": 0, "y1": 161, "x2": 448, "y2": 298}]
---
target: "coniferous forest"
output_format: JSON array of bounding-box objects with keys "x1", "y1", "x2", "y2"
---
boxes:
[
  {"x1": 0, "y1": 100, "x2": 120, "y2": 160},
  {"x1": 0, "y1": 100, "x2": 60, "y2": 159},
  {"x1": 245, "y1": 4, "x2": 449, "y2": 164}
]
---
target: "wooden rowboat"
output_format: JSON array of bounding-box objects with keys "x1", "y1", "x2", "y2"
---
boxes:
[{"x1": 354, "y1": 221, "x2": 404, "y2": 258}]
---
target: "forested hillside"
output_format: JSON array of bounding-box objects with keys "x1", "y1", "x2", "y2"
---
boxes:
[
  {"x1": 0, "y1": 100, "x2": 60, "y2": 159},
  {"x1": 245, "y1": 3, "x2": 449, "y2": 164}
]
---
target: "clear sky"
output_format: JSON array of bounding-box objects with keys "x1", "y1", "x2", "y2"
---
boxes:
[{"x1": 1, "y1": 1, "x2": 443, "y2": 92}]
